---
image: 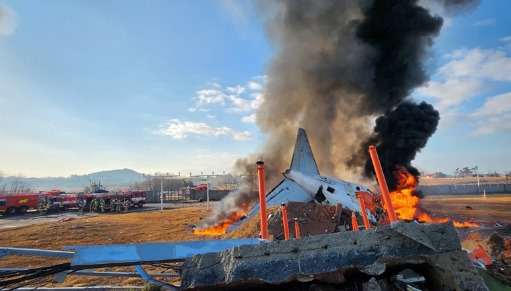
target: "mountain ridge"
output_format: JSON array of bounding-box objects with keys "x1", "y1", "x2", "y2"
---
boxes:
[{"x1": 1, "y1": 168, "x2": 146, "y2": 192}]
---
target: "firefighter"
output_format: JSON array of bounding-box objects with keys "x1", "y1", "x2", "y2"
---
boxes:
[
  {"x1": 45, "y1": 201, "x2": 52, "y2": 214},
  {"x1": 123, "y1": 200, "x2": 129, "y2": 212},
  {"x1": 38, "y1": 201, "x2": 45, "y2": 215},
  {"x1": 93, "y1": 197, "x2": 100, "y2": 212},
  {"x1": 116, "y1": 199, "x2": 121, "y2": 212},
  {"x1": 59, "y1": 201, "x2": 64, "y2": 211},
  {"x1": 100, "y1": 198, "x2": 105, "y2": 213},
  {"x1": 77, "y1": 199, "x2": 84, "y2": 216}
]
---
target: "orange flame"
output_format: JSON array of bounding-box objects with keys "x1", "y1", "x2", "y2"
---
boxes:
[
  {"x1": 390, "y1": 166, "x2": 478, "y2": 228},
  {"x1": 193, "y1": 210, "x2": 247, "y2": 236}
]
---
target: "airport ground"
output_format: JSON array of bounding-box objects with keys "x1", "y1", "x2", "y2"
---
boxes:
[{"x1": 0, "y1": 194, "x2": 510, "y2": 288}]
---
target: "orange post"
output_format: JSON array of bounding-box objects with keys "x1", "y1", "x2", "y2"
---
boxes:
[
  {"x1": 351, "y1": 212, "x2": 359, "y2": 231},
  {"x1": 294, "y1": 218, "x2": 301, "y2": 238},
  {"x1": 368, "y1": 145, "x2": 398, "y2": 223},
  {"x1": 257, "y1": 160, "x2": 268, "y2": 239},
  {"x1": 281, "y1": 203, "x2": 290, "y2": 240},
  {"x1": 356, "y1": 191, "x2": 371, "y2": 230}
]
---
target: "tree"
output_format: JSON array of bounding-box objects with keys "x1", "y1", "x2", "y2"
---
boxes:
[
  {"x1": 434, "y1": 172, "x2": 448, "y2": 178},
  {"x1": 8, "y1": 176, "x2": 32, "y2": 193},
  {"x1": 0, "y1": 170, "x2": 5, "y2": 193}
]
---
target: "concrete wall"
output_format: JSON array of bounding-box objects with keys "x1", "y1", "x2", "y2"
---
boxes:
[{"x1": 418, "y1": 183, "x2": 511, "y2": 195}]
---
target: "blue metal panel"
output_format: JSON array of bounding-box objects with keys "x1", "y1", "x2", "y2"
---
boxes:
[{"x1": 64, "y1": 238, "x2": 262, "y2": 268}]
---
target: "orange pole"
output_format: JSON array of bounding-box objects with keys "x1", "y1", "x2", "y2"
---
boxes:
[
  {"x1": 257, "y1": 160, "x2": 268, "y2": 239},
  {"x1": 351, "y1": 212, "x2": 359, "y2": 231},
  {"x1": 294, "y1": 218, "x2": 300, "y2": 238},
  {"x1": 281, "y1": 203, "x2": 290, "y2": 240},
  {"x1": 356, "y1": 192, "x2": 371, "y2": 230},
  {"x1": 368, "y1": 145, "x2": 398, "y2": 223}
]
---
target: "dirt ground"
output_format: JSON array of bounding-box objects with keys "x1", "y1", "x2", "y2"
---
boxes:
[
  {"x1": 421, "y1": 194, "x2": 511, "y2": 226},
  {"x1": 1, "y1": 194, "x2": 511, "y2": 288}
]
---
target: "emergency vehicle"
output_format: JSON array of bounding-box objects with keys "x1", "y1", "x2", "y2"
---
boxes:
[{"x1": 0, "y1": 192, "x2": 56, "y2": 214}]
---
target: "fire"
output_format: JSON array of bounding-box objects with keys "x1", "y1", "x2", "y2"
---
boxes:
[
  {"x1": 389, "y1": 166, "x2": 478, "y2": 228},
  {"x1": 193, "y1": 210, "x2": 247, "y2": 236}
]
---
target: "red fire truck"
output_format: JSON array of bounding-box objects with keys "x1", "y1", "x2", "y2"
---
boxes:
[
  {"x1": 129, "y1": 190, "x2": 146, "y2": 207},
  {"x1": 53, "y1": 190, "x2": 146, "y2": 211},
  {"x1": 0, "y1": 190, "x2": 146, "y2": 215},
  {"x1": 0, "y1": 192, "x2": 55, "y2": 214}
]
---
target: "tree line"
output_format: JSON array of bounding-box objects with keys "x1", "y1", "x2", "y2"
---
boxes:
[{"x1": 0, "y1": 171, "x2": 32, "y2": 193}]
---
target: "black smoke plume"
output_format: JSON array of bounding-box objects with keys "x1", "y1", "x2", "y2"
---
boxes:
[
  {"x1": 362, "y1": 101, "x2": 440, "y2": 190},
  {"x1": 198, "y1": 0, "x2": 479, "y2": 228}
]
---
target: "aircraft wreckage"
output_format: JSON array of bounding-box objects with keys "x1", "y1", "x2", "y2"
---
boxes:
[{"x1": 0, "y1": 128, "x2": 489, "y2": 290}]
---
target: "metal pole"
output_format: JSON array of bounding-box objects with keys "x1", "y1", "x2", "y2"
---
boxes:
[
  {"x1": 351, "y1": 212, "x2": 359, "y2": 231},
  {"x1": 160, "y1": 177, "x2": 163, "y2": 211},
  {"x1": 368, "y1": 145, "x2": 398, "y2": 223},
  {"x1": 257, "y1": 160, "x2": 268, "y2": 240},
  {"x1": 294, "y1": 218, "x2": 301, "y2": 238},
  {"x1": 356, "y1": 192, "x2": 371, "y2": 230},
  {"x1": 206, "y1": 175, "x2": 210, "y2": 210},
  {"x1": 281, "y1": 203, "x2": 289, "y2": 240}
]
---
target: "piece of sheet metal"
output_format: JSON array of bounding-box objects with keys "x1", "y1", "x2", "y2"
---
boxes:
[
  {"x1": 0, "y1": 247, "x2": 74, "y2": 258},
  {"x1": 64, "y1": 238, "x2": 263, "y2": 268}
]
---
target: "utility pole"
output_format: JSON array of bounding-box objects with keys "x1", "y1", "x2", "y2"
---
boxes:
[
  {"x1": 143, "y1": 172, "x2": 180, "y2": 210},
  {"x1": 473, "y1": 166, "x2": 480, "y2": 193},
  {"x1": 190, "y1": 171, "x2": 227, "y2": 210}
]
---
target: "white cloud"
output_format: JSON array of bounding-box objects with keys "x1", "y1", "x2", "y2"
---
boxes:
[
  {"x1": 157, "y1": 119, "x2": 252, "y2": 141},
  {"x1": 241, "y1": 114, "x2": 256, "y2": 123},
  {"x1": 417, "y1": 78, "x2": 489, "y2": 111},
  {"x1": 469, "y1": 114, "x2": 511, "y2": 136},
  {"x1": 248, "y1": 81, "x2": 263, "y2": 90},
  {"x1": 196, "y1": 88, "x2": 226, "y2": 106},
  {"x1": 468, "y1": 92, "x2": 511, "y2": 136},
  {"x1": 501, "y1": 35, "x2": 511, "y2": 50},
  {"x1": 501, "y1": 35, "x2": 511, "y2": 43},
  {"x1": 190, "y1": 76, "x2": 266, "y2": 116},
  {"x1": 471, "y1": 92, "x2": 511, "y2": 118},
  {"x1": 473, "y1": 18, "x2": 496, "y2": 27},
  {"x1": 440, "y1": 48, "x2": 511, "y2": 82},
  {"x1": 417, "y1": 48, "x2": 511, "y2": 110},
  {"x1": 416, "y1": 47, "x2": 511, "y2": 137},
  {"x1": 0, "y1": 5, "x2": 17, "y2": 36},
  {"x1": 226, "y1": 85, "x2": 245, "y2": 95}
]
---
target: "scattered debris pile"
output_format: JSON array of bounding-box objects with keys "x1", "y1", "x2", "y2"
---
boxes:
[
  {"x1": 265, "y1": 201, "x2": 353, "y2": 240},
  {"x1": 462, "y1": 229, "x2": 511, "y2": 287},
  {"x1": 224, "y1": 202, "x2": 359, "y2": 240},
  {"x1": 181, "y1": 222, "x2": 488, "y2": 290}
]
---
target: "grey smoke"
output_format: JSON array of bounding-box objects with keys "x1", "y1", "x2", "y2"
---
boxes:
[{"x1": 198, "y1": 0, "x2": 478, "y2": 228}]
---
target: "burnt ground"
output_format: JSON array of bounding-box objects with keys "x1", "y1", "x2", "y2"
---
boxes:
[{"x1": 0, "y1": 195, "x2": 511, "y2": 288}]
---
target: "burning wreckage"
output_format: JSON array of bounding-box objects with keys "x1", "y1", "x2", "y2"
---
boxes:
[
  {"x1": 184, "y1": 127, "x2": 490, "y2": 290},
  {"x1": 1, "y1": 128, "x2": 491, "y2": 290}
]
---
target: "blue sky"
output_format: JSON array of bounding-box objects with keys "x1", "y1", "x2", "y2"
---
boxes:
[{"x1": 0, "y1": 0, "x2": 509, "y2": 178}]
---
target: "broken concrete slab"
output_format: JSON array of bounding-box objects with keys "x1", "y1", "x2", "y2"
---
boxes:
[{"x1": 180, "y1": 222, "x2": 488, "y2": 290}]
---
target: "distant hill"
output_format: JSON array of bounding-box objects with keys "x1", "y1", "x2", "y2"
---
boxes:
[{"x1": 1, "y1": 168, "x2": 146, "y2": 192}]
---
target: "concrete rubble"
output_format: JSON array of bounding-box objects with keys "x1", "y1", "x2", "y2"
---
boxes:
[{"x1": 181, "y1": 221, "x2": 488, "y2": 290}]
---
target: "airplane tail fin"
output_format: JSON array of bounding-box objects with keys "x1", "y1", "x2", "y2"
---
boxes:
[{"x1": 289, "y1": 128, "x2": 320, "y2": 176}]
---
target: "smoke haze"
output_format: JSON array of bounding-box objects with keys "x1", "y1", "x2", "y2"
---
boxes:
[{"x1": 198, "y1": 0, "x2": 479, "y2": 228}]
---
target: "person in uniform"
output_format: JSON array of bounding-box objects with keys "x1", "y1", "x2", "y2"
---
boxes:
[
  {"x1": 123, "y1": 200, "x2": 129, "y2": 212},
  {"x1": 100, "y1": 198, "x2": 105, "y2": 213},
  {"x1": 93, "y1": 197, "x2": 100, "y2": 212},
  {"x1": 77, "y1": 199, "x2": 84, "y2": 216},
  {"x1": 116, "y1": 199, "x2": 121, "y2": 212},
  {"x1": 45, "y1": 201, "x2": 52, "y2": 214},
  {"x1": 38, "y1": 201, "x2": 45, "y2": 215}
]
